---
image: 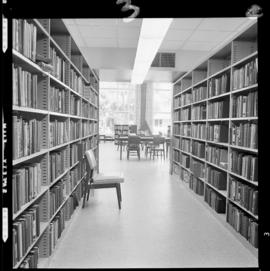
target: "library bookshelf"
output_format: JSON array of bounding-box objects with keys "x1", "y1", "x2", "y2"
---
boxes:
[
  {"x1": 171, "y1": 22, "x2": 258, "y2": 255},
  {"x1": 12, "y1": 19, "x2": 99, "y2": 268}
]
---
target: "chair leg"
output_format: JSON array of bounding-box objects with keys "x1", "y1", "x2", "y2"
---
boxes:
[
  {"x1": 86, "y1": 184, "x2": 91, "y2": 201},
  {"x1": 116, "y1": 184, "x2": 121, "y2": 209},
  {"x1": 118, "y1": 184, "x2": 122, "y2": 202},
  {"x1": 82, "y1": 181, "x2": 87, "y2": 208},
  {"x1": 138, "y1": 149, "x2": 140, "y2": 160},
  {"x1": 127, "y1": 150, "x2": 129, "y2": 159}
]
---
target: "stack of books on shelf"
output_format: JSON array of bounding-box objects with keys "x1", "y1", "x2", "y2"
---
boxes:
[
  {"x1": 50, "y1": 148, "x2": 69, "y2": 183},
  {"x1": 206, "y1": 145, "x2": 228, "y2": 169},
  {"x1": 206, "y1": 166, "x2": 227, "y2": 190},
  {"x1": 13, "y1": 19, "x2": 37, "y2": 62},
  {"x1": 180, "y1": 123, "x2": 191, "y2": 136},
  {"x1": 208, "y1": 73, "x2": 229, "y2": 97},
  {"x1": 189, "y1": 175, "x2": 204, "y2": 195},
  {"x1": 13, "y1": 64, "x2": 38, "y2": 108},
  {"x1": 191, "y1": 104, "x2": 206, "y2": 120},
  {"x1": 50, "y1": 47, "x2": 67, "y2": 82},
  {"x1": 191, "y1": 141, "x2": 205, "y2": 158},
  {"x1": 205, "y1": 186, "x2": 226, "y2": 213},
  {"x1": 192, "y1": 86, "x2": 207, "y2": 102},
  {"x1": 208, "y1": 99, "x2": 229, "y2": 119},
  {"x1": 191, "y1": 123, "x2": 206, "y2": 140},
  {"x1": 50, "y1": 86, "x2": 68, "y2": 113},
  {"x1": 13, "y1": 116, "x2": 42, "y2": 160},
  {"x1": 207, "y1": 124, "x2": 228, "y2": 143},
  {"x1": 49, "y1": 120, "x2": 69, "y2": 147},
  {"x1": 233, "y1": 58, "x2": 258, "y2": 90}
]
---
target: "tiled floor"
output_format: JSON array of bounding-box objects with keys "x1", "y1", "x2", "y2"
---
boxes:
[{"x1": 47, "y1": 142, "x2": 258, "y2": 268}]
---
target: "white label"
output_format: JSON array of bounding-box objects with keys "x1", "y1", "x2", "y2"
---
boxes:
[
  {"x1": 2, "y1": 208, "x2": 8, "y2": 242},
  {"x1": 2, "y1": 15, "x2": 7, "y2": 53}
]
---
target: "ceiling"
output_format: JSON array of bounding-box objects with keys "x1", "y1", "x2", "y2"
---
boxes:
[{"x1": 63, "y1": 18, "x2": 256, "y2": 83}]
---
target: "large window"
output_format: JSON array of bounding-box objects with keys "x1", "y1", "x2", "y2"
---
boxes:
[
  {"x1": 152, "y1": 82, "x2": 172, "y2": 135},
  {"x1": 99, "y1": 82, "x2": 137, "y2": 135}
]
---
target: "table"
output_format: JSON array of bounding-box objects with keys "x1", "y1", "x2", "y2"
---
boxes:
[{"x1": 117, "y1": 136, "x2": 171, "y2": 160}]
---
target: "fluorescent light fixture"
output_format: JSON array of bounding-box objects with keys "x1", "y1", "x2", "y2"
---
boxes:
[{"x1": 131, "y1": 18, "x2": 173, "y2": 84}]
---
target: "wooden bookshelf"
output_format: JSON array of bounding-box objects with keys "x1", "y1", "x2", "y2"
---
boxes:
[
  {"x1": 12, "y1": 18, "x2": 99, "y2": 268},
  {"x1": 171, "y1": 22, "x2": 258, "y2": 254}
]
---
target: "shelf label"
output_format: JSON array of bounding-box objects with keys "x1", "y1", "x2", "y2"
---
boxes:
[
  {"x1": 2, "y1": 15, "x2": 8, "y2": 53},
  {"x1": 2, "y1": 208, "x2": 8, "y2": 242}
]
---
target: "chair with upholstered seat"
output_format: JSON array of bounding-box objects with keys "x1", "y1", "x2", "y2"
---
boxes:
[{"x1": 82, "y1": 149, "x2": 124, "y2": 209}]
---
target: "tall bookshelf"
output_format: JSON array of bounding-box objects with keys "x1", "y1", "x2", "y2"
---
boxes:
[
  {"x1": 171, "y1": 22, "x2": 258, "y2": 254},
  {"x1": 12, "y1": 18, "x2": 99, "y2": 268}
]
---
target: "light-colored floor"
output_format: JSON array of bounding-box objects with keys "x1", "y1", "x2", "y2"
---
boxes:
[{"x1": 47, "y1": 142, "x2": 258, "y2": 268}]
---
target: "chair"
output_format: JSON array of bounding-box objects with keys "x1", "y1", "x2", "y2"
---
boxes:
[
  {"x1": 82, "y1": 149, "x2": 124, "y2": 209},
  {"x1": 150, "y1": 136, "x2": 165, "y2": 159},
  {"x1": 127, "y1": 135, "x2": 140, "y2": 160}
]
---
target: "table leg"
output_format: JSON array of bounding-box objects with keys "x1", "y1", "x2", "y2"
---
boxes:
[{"x1": 120, "y1": 140, "x2": 123, "y2": 160}]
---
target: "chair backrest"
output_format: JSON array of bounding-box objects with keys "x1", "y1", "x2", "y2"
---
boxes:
[
  {"x1": 85, "y1": 149, "x2": 97, "y2": 170},
  {"x1": 128, "y1": 135, "x2": 140, "y2": 145},
  {"x1": 153, "y1": 135, "x2": 165, "y2": 146}
]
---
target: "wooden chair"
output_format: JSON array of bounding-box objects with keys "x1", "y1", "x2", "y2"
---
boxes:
[
  {"x1": 150, "y1": 136, "x2": 165, "y2": 159},
  {"x1": 82, "y1": 149, "x2": 124, "y2": 209},
  {"x1": 127, "y1": 135, "x2": 140, "y2": 160}
]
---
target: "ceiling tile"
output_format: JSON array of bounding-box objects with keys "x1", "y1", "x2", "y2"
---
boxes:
[
  {"x1": 164, "y1": 29, "x2": 193, "y2": 41},
  {"x1": 83, "y1": 37, "x2": 118, "y2": 48},
  {"x1": 159, "y1": 40, "x2": 185, "y2": 51},
  {"x1": 189, "y1": 30, "x2": 232, "y2": 42},
  {"x1": 182, "y1": 41, "x2": 217, "y2": 51},
  {"x1": 117, "y1": 27, "x2": 140, "y2": 39},
  {"x1": 118, "y1": 39, "x2": 138, "y2": 48},
  {"x1": 78, "y1": 25, "x2": 117, "y2": 38},
  {"x1": 198, "y1": 18, "x2": 248, "y2": 31},
  {"x1": 170, "y1": 18, "x2": 203, "y2": 30}
]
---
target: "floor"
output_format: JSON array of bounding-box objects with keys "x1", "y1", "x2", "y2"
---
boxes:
[{"x1": 47, "y1": 142, "x2": 258, "y2": 268}]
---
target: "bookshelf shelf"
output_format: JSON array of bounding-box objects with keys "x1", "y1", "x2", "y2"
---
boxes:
[
  {"x1": 227, "y1": 198, "x2": 258, "y2": 220},
  {"x1": 228, "y1": 171, "x2": 258, "y2": 187},
  {"x1": 13, "y1": 186, "x2": 48, "y2": 220},
  {"x1": 12, "y1": 18, "x2": 99, "y2": 269},
  {"x1": 13, "y1": 149, "x2": 48, "y2": 166},
  {"x1": 205, "y1": 182, "x2": 227, "y2": 198},
  {"x1": 171, "y1": 21, "x2": 258, "y2": 252}
]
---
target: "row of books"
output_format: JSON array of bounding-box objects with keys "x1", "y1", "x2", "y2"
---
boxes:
[
  {"x1": 181, "y1": 92, "x2": 191, "y2": 106},
  {"x1": 70, "y1": 120, "x2": 81, "y2": 140},
  {"x1": 13, "y1": 204, "x2": 40, "y2": 266},
  {"x1": 50, "y1": 86, "x2": 69, "y2": 114},
  {"x1": 90, "y1": 107, "x2": 98, "y2": 120},
  {"x1": 50, "y1": 148, "x2": 69, "y2": 183},
  {"x1": 70, "y1": 68, "x2": 83, "y2": 95},
  {"x1": 49, "y1": 120, "x2": 69, "y2": 147},
  {"x1": 13, "y1": 163, "x2": 42, "y2": 215},
  {"x1": 208, "y1": 99, "x2": 229, "y2": 119},
  {"x1": 227, "y1": 202, "x2": 258, "y2": 248},
  {"x1": 174, "y1": 96, "x2": 181, "y2": 108},
  {"x1": 173, "y1": 123, "x2": 180, "y2": 135},
  {"x1": 173, "y1": 110, "x2": 181, "y2": 121},
  {"x1": 82, "y1": 102, "x2": 91, "y2": 118},
  {"x1": 208, "y1": 73, "x2": 230, "y2": 98},
  {"x1": 191, "y1": 141, "x2": 205, "y2": 158},
  {"x1": 233, "y1": 58, "x2": 258, "y2": 90},
  {"x1": 173, "y1": 150, "x2": 180, "y2": 163},
  {"x1": 206, "y1": 145, "x2": 228, "y2": 169},
  {"x1": 180, "y1": 123, "x2": 191, "y2": 137},
  {"x1": 206, "y1": 166, "x2": 227, "y2": 190},
  {"x1": 70, "y1": 144, "x2": 79, "y2": 165},
  {"x1": 13, "y1": 19, "x2": 37, "y2": 62},
  {"x1": 192, "y1": 86, "x2": 207, "y2": 103},
  {"x1": 189, "y1": 176, "x2": 204, "y2": 195},
  {"x1": 191, "y1": 104, "x2": 206, "y2": 120},
  {"x1": 83, "y1": 86, "x2": 98, "y2": 105},
  {"x1": 228, "y1": 177, "x2": 258, "y2": 215},
  {"x1": 19, "y1": 246, "x2": 39, "y2": 268},
  {"x1": 207, "y1": 124, "x2": 228, "y2": 143},
  {"x1": 50, "y1": 182, "x2": 65, "y2": 218},
  {"x1": 180, "y1": 138, "x2": 191, "y2": 153},
  {"x1": 13, "y1": 116, "x2": 42, "y2": 160},
  {"x1": 191, "y1": 123, "x2": 206, "y2": 140},
  {"x1": 190, "y1": 159, "x2": 205, "y2": 179},
  {"x1": 13, "y1": 64, "x2": 38, "y2": 108},
  {"x1": 173, "y1": 137, "x2": 180, "y2": 149},
  {"x1": 231, "y1": 122, "x2": 257, "y2": 149},
  {"x1": 181, "y1": 108, "x2": 191, "y2": 121},
  {"x1": 205, "y1": 186, "x2": 226, "y2": 213},
  {"x1": 232, "y1": 91, "x2": 258, "y2": 118},
  {"x1": 82, "y1": 121, "x2": 93, "y2": 138},
  {"x1": 181, "y1": 153, "x2": 190, "y2": 169},
  {"x1": 70, "y1": 95, "x2": 81, "y2": 116},
  {"x1": 50, "y1": 47, "x2": 67, "y2": 83},
  {"x1": 230, "y1": 150, "x2": 258, "y2": 182}
]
